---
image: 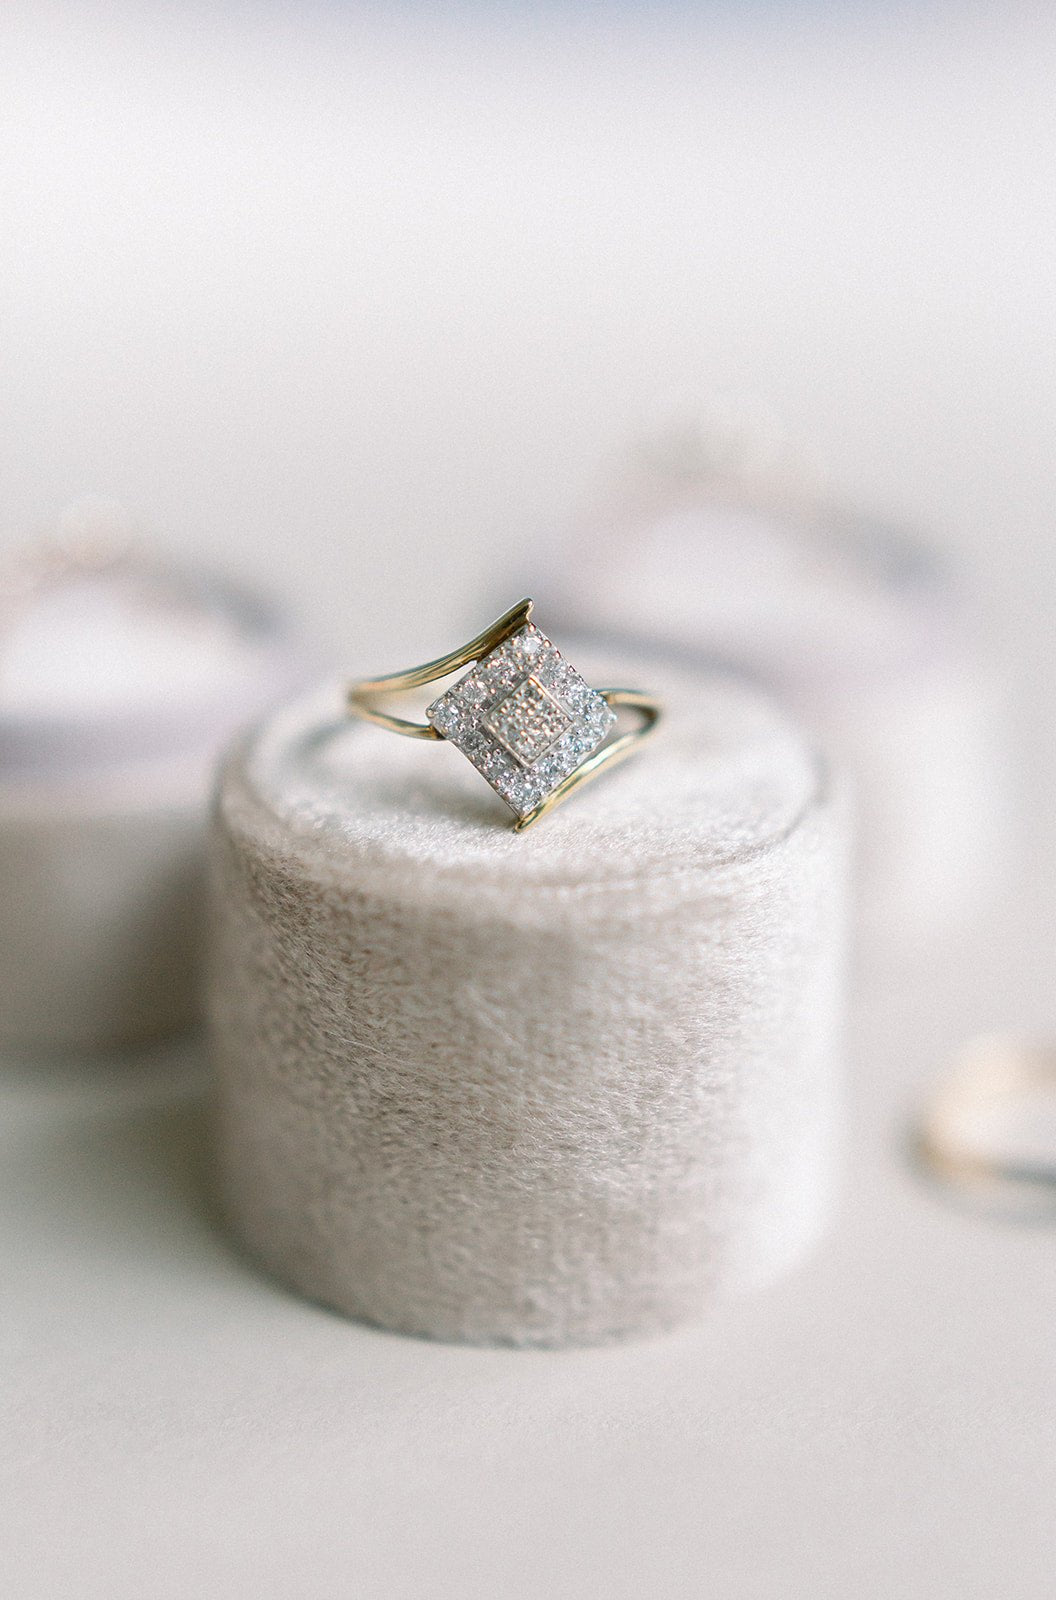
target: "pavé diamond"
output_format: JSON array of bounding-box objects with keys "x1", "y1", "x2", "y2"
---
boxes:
[
  {"x1": 482, "y1": 677, "x2": 572, "y2": 767},
  {"x1": 425, "y1": 622, "x2": 616, "y2": 820}
]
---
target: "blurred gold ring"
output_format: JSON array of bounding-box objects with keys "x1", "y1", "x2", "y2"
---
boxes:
[{"x1": 912, "y1": 1035, "x2": 1056, "y2": 1207}]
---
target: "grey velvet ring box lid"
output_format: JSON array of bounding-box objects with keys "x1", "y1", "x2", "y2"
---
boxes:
[
  {"x1": 208, "y1": 655, "x2": 848, "y2": 1347},
  {"x1": 553, "y1": 477, "x2": 1006, "y2": 962},
  {"x1": 0, "y1": 552, "x2": 311, "y2": 1053}
]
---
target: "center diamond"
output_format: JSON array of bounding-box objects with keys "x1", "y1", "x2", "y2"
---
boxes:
[{"x1": 481, "y1": 676, "x2": 573, "y2": 767}]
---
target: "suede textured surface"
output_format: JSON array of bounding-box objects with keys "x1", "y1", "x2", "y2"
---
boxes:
[{"x1": 209, "y1": 663, "x2": 847, "y2": 1346}]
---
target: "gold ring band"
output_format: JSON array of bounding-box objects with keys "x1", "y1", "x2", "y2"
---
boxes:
[
  {"x1": 347, "y1": 598, "x2": 660, "y2": 831},
  {"x1": 912, "y1": 1035, "x2": 1056, "y2": 1215}
]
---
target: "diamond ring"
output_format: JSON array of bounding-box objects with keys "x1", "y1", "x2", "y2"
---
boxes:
[{"x1": 347, "y1": 599, "x2": 660, "y2": 831}]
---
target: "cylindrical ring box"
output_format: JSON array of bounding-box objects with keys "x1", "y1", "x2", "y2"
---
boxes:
[
  {"x1": 209, "y1": 660, "x2": 848, "y2": 1346},
  {"x1": 0, "y1": 558, "x2": 311, "y2": 1053},
  {"x1": 545, "y1": 478, "x2": 1007, "y2": 959}
]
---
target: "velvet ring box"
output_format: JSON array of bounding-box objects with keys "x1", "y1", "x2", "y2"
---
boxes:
[
  {"x1": 0, "y1": 550, "x2": 311, "y2": 1053},
  {"x1": 546, "y1": 452, "x2": 1007, "y2": 964},
  {"x1": 209, "y1": 654, "x2": 849, "y2": 1347}
]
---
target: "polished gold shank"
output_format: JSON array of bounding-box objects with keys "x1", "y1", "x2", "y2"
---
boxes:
[{"x1": 346, "y1": 598, "x2": 533, "y2": 739}]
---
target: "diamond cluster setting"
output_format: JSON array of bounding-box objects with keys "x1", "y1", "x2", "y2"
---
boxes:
[
  {"x1": 482, "y1": 677, "x2": 572, "y2": 767},
  {"x1": 426, "y1": 623, "x2": 615, "y2": 819}
]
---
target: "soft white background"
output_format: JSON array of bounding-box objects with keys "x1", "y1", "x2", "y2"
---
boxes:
[
  {"x1": 3, "y1": 2, "x2": 1055, "y2": 666},
  {"x1": 2, "y1": 4, "x2": 1055, "y2": 1597}
]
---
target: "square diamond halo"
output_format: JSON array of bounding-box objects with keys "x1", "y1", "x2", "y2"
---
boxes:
[{"x1": 425, "y1": 622, "x2": 616, "y2": 820}]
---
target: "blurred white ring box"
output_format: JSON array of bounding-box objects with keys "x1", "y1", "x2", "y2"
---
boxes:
[
  {"x1": 209, "y1": 662, "x2": 848, "y2": 1347},
  {"x1": 550, "y1": 483, "x2": 1006, "y2": 958},
  {"x1": 0, "y1": 554, "x2": 312, "y2": 1052}
]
